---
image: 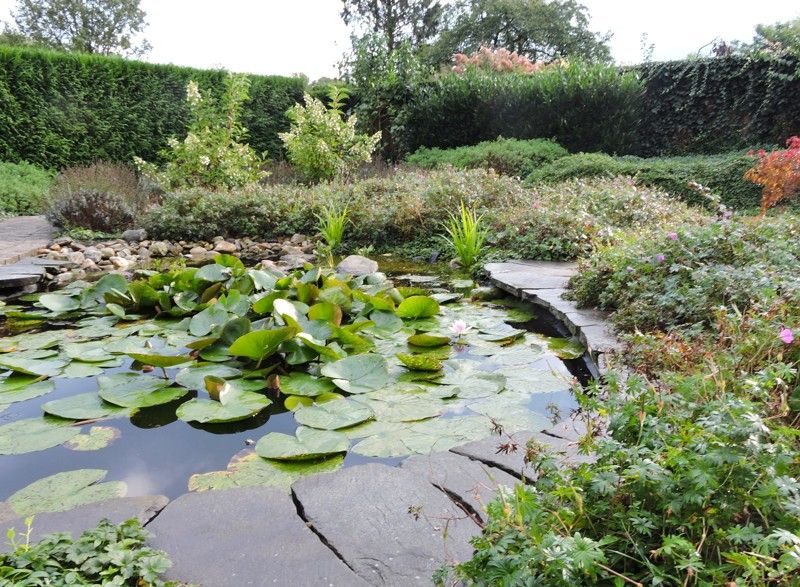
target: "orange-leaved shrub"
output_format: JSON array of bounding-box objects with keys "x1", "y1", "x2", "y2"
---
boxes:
[{"x1": 745, "y1": 136, "x2": 800, "y2": 213}]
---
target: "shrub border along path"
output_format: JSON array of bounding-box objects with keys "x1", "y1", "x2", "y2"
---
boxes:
[{"x1": 0, "y1": 260, "x2": 617, "y2": 586}]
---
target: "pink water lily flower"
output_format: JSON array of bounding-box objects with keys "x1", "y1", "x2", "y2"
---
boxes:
[
  {"x1": 451, "y1": 320, "x2": 469, "y2": 336},
  {"x1": 779, "y1": 326, "x2": 794, "y2": 345}
]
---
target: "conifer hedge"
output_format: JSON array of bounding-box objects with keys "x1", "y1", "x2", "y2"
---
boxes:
[{"x1": 0, "y1": 46, "x2": 305, "y2": 169}]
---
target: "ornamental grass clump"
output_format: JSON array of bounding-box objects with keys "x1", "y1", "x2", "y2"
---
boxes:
[
  {"x1": 135, "y1": 73, "x2": 267, "y2": 190},
  {"x1": 441, "y1": 201, "x2": 489, "y2": 269}
]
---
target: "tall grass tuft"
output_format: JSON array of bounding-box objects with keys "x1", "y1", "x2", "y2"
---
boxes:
[
  {"x1": 316, "y1": 204, "x2": 348, "y2": 250},
  {"x1": 442, "y1": 201, "x2": 489, "y2": 269}
]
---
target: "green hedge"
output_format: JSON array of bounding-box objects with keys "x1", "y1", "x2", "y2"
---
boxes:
[
  {"x1": 405, "y1": 138, "x2": 568, "y2": 176},
  {"x1": 636, "y1": 56, "x2": 800, "y2": 156},
  {"x1": 0, "y1": 46, "x2": 305, "y2": 168},
  {"x1": 526, "y1": 151, "x2": 763, "y2": 209},
  {"x1": 401, "y1": 62, "x2": 642, "y2": 155}
]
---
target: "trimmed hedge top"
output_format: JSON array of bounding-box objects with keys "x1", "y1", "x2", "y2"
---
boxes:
[{"x1": 0, "y1": 46, "x2": 305, "y2": 169}]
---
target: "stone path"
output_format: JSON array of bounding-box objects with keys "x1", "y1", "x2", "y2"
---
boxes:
[
  {"x1": 485, "y1": 260, "x2": 622, "y2": 370},
  {"x1": 0, "y1": 260, "x2": 618, "y2": 585},
  {"x1": 0, "y1": 216, "x2": 54, "y2": 266}
]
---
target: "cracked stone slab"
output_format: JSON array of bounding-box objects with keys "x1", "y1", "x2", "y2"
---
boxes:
[
  {"x1": 580, "y1": 323, "x2": 623, "y2": 354},
  {"x1": 0, "y1": 496, "x2": 168, "y2": 553},
  {"x1": 543, "y1": 417, "x2": 589, "y2": 442},
  {"x1": 0, "y1": 264, "x2": 46, "y2": 288},
  {"x1": 292, "y1": 463, "x2": 478, "y2": 586},
  {"x1": 451, "y1": 430, "x2": 593, "y2": 480},
  {"x1": 147, "y1": 487, "x2": 365, "y2": 587},
  {"x1": 401, "y1": 451, "x2": 520, "y2": 521}
]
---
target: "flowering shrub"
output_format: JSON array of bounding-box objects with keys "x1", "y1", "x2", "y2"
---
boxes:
[
  {"x1": 279, "y1": 86, "x2": 381, "y2": 183},
  {"x1": 135, "y1": 74, "x2": 266, "y2": 190},
  {"x1": 745, "y1": 136, "x2": 800, "y2": 213},
  {"x1": 451, "y1": 46, "x2": 554, "y2": 74}
]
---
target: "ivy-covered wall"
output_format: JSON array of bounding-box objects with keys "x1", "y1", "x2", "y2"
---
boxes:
[
  {"x1": 635, "y1": 55, "x2": 800, "y2": 156},
  {"x1": 0, "y1": 46, "x2": 305, "y2": 169}
]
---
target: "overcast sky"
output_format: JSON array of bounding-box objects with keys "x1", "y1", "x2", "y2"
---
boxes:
[{"x1": 1, "y1": 0, "x2": 798, "y2": 80}]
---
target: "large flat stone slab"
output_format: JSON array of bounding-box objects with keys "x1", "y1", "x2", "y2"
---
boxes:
[
  {"x1": 401, "y1": 451, "x2": 519, "y2": 521},
  {"x1": 148, "y1": 487, "x2": 365, "y2": 587},
  {"x1": 0, "y1": 495, "x2": 168, "y2": 553},
  {"x1": 0, "y1": 216, "x2": 54, "y2": 266},
  {"x1": 451, "y1": 430, "x2": 593, "y2": 479},
  {"x1": 0, "y1": 264, "x2": 46, "y2": 288},
  {"x1": 292, "y1": 463, "x2": 478, "y2": 586}
]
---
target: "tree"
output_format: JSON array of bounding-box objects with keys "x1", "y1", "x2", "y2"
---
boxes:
[
  {"x1": 429, "y1": 0, "x2": 611, "y2": 65},
  {"x1": 751, "y1": 17, "x2": 800, "y2": 56},
  {"x1": 341, "y1": 0, "x2": 444, "y2": 53},
  {"x1": 9, "y1": 0, "x2": 150, "y2": 56}
]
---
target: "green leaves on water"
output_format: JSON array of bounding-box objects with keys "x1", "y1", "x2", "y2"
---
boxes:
[
  {"x1": 42, "y1": 393, "x2": 129, "y2": 420},
  {"x1": 279, "y1": 372, "x2": 335, "y2": 397},
  {"x1": 407, "y1": 333, "x2": 450, "y2": 347},
  {"x1": 0, "y1": 379, "x2": 54, "y2": 405},
  {"x1": 175, "y1": 364, "x2": 242, "y2": 391},
  {"x1": 396, "y1": 295, "x2": 439, "y2": 319},
  {"x1": 320, "y1": 354, "x2": 389, "y2": 394},
  {"x1": 65, "y1": 426, "x2": 121, "y2": 451},
  {"x1": 188, "y1": 449, "x2": 344, "y2": 492},
  {"x1": 125, "y1": 352, "x2": 193, "y2": 369},
  {"x1": 228, "y1": 326, "x2": 298, "y2": 361},
  {"x1": 97, "y1": 373, "x2": 188, "y2": 408},
  {"x1": 256, "y1": 427, "x2": 349, "y2": 460},
  {"x1": 545, "y1": 337, "x2": 586, "y2": 359},
  {"x1": 8, "y1": 469, "x2": 127, "y2": 516},
  {"x1": 38, "y1": 293, "x2": 81, "y2": 313},
  {"x1": 397, "y1": 353, "x2": 443, "y2": 372},
  {"x1": 294, "y1": 398, "x2": 373, "y2": 430},
  {"x1": 176, "y1": 386, "x2": 271, "y2": 424},
  {"x1": 0, "y1": 418, "x2": 79, "y2": 455}
]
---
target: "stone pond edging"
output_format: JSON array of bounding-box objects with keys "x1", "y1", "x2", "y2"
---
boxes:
[{"x1": 0, "y1": 258, "x2": 621, "y2": 586}]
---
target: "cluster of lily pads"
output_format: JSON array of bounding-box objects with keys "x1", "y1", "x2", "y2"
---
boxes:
[{"x1": 0, "y1": 254, "x2": 582, "y2": 501}]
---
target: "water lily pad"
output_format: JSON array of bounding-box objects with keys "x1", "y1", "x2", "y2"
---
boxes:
[
  {"x1": 0, "y1": 354, "x2": 67, "y2": 377},
  {"x1": 470, "y1": 395, "x2": 552, "y2": 434},
  {"x1": 38, "y1": 293, "x2": 81, "y2": 313},
  {"x1": 358, "y1": 393, "x2": 443, "y2": 422},
  {"x1": 280, "y1": 372, "x2": 335, "y2": 397},
  {"x1": 97, "y1": 373, "x2": 187, "y2": 408},
  {"x1": 396, "y1": 295, "x2": 439, "y2": 319},
  {"x1": 294, "y1": 398, "x2": 373, "y2": 430},
  {"x1": 8, "y1": 469, "x2": 127, "y2": 516},
  {"x1": 255, "y1": 428, "x2": 349, "y2": 460},
  {"x1": 175, "y1": 364, "x2": 242, "y2": 391},
  {"x1": 351, "y1": 416, "x2": 489, "y2": 457},
  {"x1": 369, "y1": 311, "x2": 404, "y2": 333},
  {"x1": 188, "y1": 449, "x2": 344, "y2": 492},
  {"x1": 64, "y1": 426, "x2": 121, "y2": 451},
  {"x1": 407, "y1": 333, "x2": 449, "y2": 348},
  {"x1": 228, "y1": 326, "x2": 298, "y2": 362},
  {"x1": 0, "y1": 418, "x2": 80, "y2": 455},
  {"x1": 42, "y1": 392, "x2": 129, "y2": 420},
  {"x1": 546, "y1": 337, "x2": 586, "y2": 359},
  {"x1": 125, "y1": 352, "x2": 193, "y2": 369},
  {"x1": 285, "y1": 395, "x2": 313, "y2": 411},
  {"x1": 396, "y1": 353, "x2": 443, "y2": 372},
  {"x1": 176, "y1": 388, "x2": 271, "y2": 424},
  {"x1": 320, "y1": 354, "x2": 389, "y2": 394},
  {"x1": 0, "y1": 380, "x2": 54, "y2": 405}
]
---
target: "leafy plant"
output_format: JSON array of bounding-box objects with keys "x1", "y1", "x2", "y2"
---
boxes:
[
  {"x1": 441, "y1": 201, "x2": 489, "y2": 268},
  {"x1": 745, "y1": 136, "x2": 800, "y2": 213},
  {"x1": 280, "y1": 86, "x2": 381, "y2": 183},
  {"x1": 0, "y1": 518, "x2": 176, "y2": 586},
  {"x1": 135, "y1": 73, "x2": 267, "y2": 190},
  {"x1": 0, "y1": 161, "x2": 54, "y2": 215}
]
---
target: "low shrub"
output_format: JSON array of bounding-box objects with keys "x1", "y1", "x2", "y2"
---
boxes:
[
  {"x1": 527, "y1": 151, "x2": 763, "y2": 209},
  {"x1": 1, "y1": 518, "x2": 176, "y2": 585},
  {"x1": 569, "y1": 215, "x2": 800, "y2": 332},
  {"x1": 745, "y1": 136, "x2": 800, "y2": 213},
  {"x1": 445, "y1": 374, "x2": 800, "y2": 586},
  {"x1": 0, "y1": 160, "x2": 54, "y2": 215},
  {"x1": 406, "y1": 138, "x2": 568, "y2": 177},
  {"x1": 46, "y1": 162, "x2": 152, "y2": 232},
  {"x1": 144, "y1": 170, "x2": 704, "y2": 264}
]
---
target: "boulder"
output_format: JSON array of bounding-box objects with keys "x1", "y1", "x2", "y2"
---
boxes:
[
  {"x1": 213, "y1": 240, "x2": 237, "y2": 253},
  {"x1": 121, "y1": 229, "x2": 147, "y2": 243},
  {"x1": 337, "y1": 255, "x2": 379, "y2": 276},
  {"x1": 149, "y1": 241, "x2": 170, "y2": 257}
]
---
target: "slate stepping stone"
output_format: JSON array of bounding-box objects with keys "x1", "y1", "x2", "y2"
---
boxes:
[
  {"x1": 292, "y1": 463, "x2": 479, "y2": 586},
  {"x1": 0, "y1": 495, "x2": 168, "y2": 553},
  {"x1": 401, "y1": 451, "x2": 520, "y2": 521},
  {"x1": 0, "y1": 264, "x2": 45, "y2": 288},
  {"x1": 450, "y1": 430, "x2": 593, "y2": 480},
  {"x1": 147, "y1": 487, "x2": 366, "y2": 587}
]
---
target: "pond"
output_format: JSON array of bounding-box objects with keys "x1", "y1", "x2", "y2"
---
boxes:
[{"x1": 0, "y1": 255, "x2": 586, "y2": 517}]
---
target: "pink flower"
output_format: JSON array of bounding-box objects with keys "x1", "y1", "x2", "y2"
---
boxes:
[
  {"x1": 451, "y1": 320, "x2": 469, "y2": 336},
  {"x1": 655, "y1": 254, "x2": 665, "y2": 263},
  {"x1": 668, "y1": 232, "x2": 678, "y2": 240},
  {"x1": 779, "y1": 326, "x2": 794, "y2": 344}
]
